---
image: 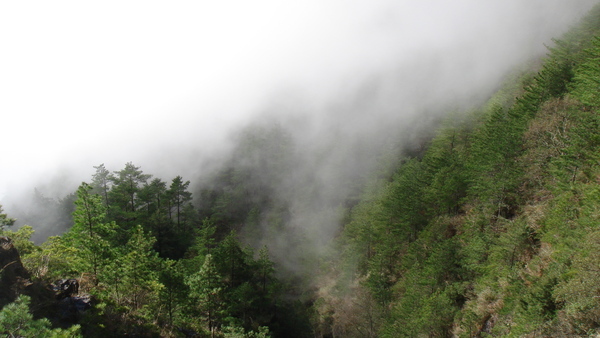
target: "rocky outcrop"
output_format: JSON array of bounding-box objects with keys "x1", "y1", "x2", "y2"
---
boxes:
[
  {"x1": 0, "y1": 236, "x2": 32, "y2": 306},
  {"x1": 0, "y1": 236, "x2": 92, "y2": 327},
  {"x1": 51, "y1": 279, "x2": 92, "y2": 324},
  {"x1": 53, "y1": 279, "x2": 80, "y2": 299}
]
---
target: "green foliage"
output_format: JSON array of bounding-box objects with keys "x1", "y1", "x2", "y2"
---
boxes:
[
  {"x1": 570, "y1": 37, "x2": 600, "y2": 108},
  {"x1": 158, "y1": 259, "x2": 188, "y2": 326},
  {"x1": 108, "y1": 162, "x2": 152, "y2": 225},
  {"x1": 168, "y1": 175, "x2": 193, "y2": 228},
  {"x1": 332, "y1": 5, "x2": 600, "y2": 336},
  {"x1": 0, "y1": 204, "x2": 15, "y2": 231},
  {"x1": 0, "y1": 225, "x2": 37, "y2": 257},
  {"x1": 91, "y1": 163, "x2": 112, "y2": 209},
  {"x1": 222, "y1": 325, "x2": 270, "y2": 337},
  {"x1": 22, "y1": 235, "x2": 81, "y2": 280},
  {"x1": 7, "y1": 5, "x2": 600, "y2": 336},
  {"x1": 197, "y1": 123, "x2": 294, "y2": 238},
  {"x1": 0, "y1": 156, "x2": 309, "y2": 336},
  {"x1": 0, "y1": 295, "x2": 81, "y2": 337},
  {"x1": 256, "y1": 246, "x2": 274, "y2": 294},
  {"x1": 555, "y1": 231, "x2": 600, "y2": 332},
  {"x1": 185, "y1": 253, "x2": 225, "y2": 333},
  {"x1": 110, "y1": 225, "x2": 162, "y2": 310},
  {"x1": 65, "y1": 183, "x2": 117, "y2": 282}
]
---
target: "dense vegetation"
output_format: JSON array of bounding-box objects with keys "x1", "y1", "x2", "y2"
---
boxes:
[
  {"x1": 316, "y1": 4, "x2": 600, "y2": 337},
  {"x1": 1, "y1": 164, "x2": 311, "y2": 337},
  {"x1": 2, "y1": 4, "x2": 600, "y2": 337}
]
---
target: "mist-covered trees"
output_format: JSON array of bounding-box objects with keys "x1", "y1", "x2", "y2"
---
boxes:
[
  {"x1": 4, "y1": 189, "x2": 76, "y2": 242},
  {"x1": 318, "y1": 4, "x2": 600, "y2": 336},
  {"x1": 197, "y1": 123, "x2": 295, "y2": 239},
  {"x1": 169, "y1": 175, "x2": 192, "y2": 227},
  {"x1": 81, "y1": 162, "x2": 197, "y2": 258},
  {"x1": 75, "y1": 164, "x2": 300, "y2": 335},
  {"x1": 0, "y1": 160, "x2": 310, "y2": 336},
  {"x1": 109, "y1": 162, "x2": 152, "y2": 222},
  {"x1": 3, "y1": 4, "x2": 600, "y2": 337},
  {"x1": 0, "y1": 204, "x2": 15, "y2": 231},
  {"x1": 91, "y1": 163, "x2": 111, "y2": 209}
]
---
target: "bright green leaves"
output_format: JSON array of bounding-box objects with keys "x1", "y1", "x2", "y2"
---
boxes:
[
  {"x1": 0, "y1": 159, "x2": 290, "y2": 336},
  {"x1": 73, "y1": 183, "x2": 109, "y2": 238},
  {"x1": 22, "y1": 235, "x2": 81, "y2": 281},
  {"x1": 105, "y1": 225, "x2": 161, "y2": 310},
  {"x1": 67, "y1": 183, "x2": 116, "y2": 283}
]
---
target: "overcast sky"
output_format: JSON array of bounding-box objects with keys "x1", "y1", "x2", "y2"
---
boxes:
[{"x1": 1, "y1": 0, "x2": 597, "y2": 202}]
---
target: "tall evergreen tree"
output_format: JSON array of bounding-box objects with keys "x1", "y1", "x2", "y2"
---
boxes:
[
  {"x1": 0, "y1": 204, "x2": 15, "y2": 231},
  {"x1": 186, "y1": 254, "x2": 224, "y2": 337},
  {"x1": 139, "y1": 178, "x2": 168, "y2": 216},
  {"x1": 109, "y1": 162, "x2": 151, "y2": 224},
  {"x1": 68, "y1": 182, "x2": 116, "y2": 284},
  {"x1": 119, "y1": 225, "x2": 162, "y2": 309},
  {"x1": 91, "y1": 163, "x2": 112, "y2": 210},
  {"x1": 168, "y1": 176, "x2": 192, "y2": 229}
]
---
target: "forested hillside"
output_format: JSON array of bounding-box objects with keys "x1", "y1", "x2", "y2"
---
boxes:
[
  {"x1": 316, "y1": 4, "x2": 600, "y2": 337},
  {"x1": 2, "y1": 3, "x2": 600, "y2": 337}
]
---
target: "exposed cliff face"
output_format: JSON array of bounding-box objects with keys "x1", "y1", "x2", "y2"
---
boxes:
[{"x1": 0, "y1": 236, "x2": 31, "y2": 306}]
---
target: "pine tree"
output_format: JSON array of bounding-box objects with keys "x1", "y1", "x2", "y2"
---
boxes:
[
  {"x1": 159, "y1": 259, "x2": 188, "y2": 326},
  {"x1": 0, "y1": 295, "x2": 81, "y2": 337},
  {"x1": 0, "y1": 204, "x2": 15, "y2": 231},
  {"x1": 186, "y1": 254, "x2": 224, "y2": 337},
  {"x1": 110, "y1": 162, "x2": 152, "y2": 217},
  {"x1": 138, "y1": 178, "x2": 168, "y2": 216},
  {"x1": 118, "y1": 225, "x2": 162, "y2": 309},
  {"x1": 68, "y1": 182, "x2": 116, "y2": 284},
  {"x1": 256, "y1": 246, "x2": 274, "y2": 294},
  {"x1": 168, "y1": 176, "x2": 192, "y2": 229},
  {"x1": 91, "y1": 163, "x2": 112, "y2": 210}
]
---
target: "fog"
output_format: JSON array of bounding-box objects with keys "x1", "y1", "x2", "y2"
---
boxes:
[{"x1": 1, "y1": 1, "x2": 597, "y2": 257}]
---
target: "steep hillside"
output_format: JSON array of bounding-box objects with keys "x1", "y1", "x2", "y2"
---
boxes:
[
  {"x1": 318, "y1": 4, "x2": 600, "y2": 337},
  {"x1": 2, "y1": 4, "x2": 600, "y2": 338}
]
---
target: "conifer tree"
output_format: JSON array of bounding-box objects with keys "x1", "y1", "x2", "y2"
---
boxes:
[
  {"x1": 117, "y1": 225, "x2": 162, "y2": 309},
  {"x1": 168, "y1": 175, "x2": 192, "y2": 229},
  {"x1": 256, "y1": 246, "x2": 274, "y2": 294},
  {"x1": 0, "y1": 295, "x2": 81, "y2": 337},
  {"x1": 186, "y1": 254, "x2": 224, "y2": 337},
  {"x1": 110, "y1": 162, "x2": 152, "y2": 216},
  {"x1": 69, "y1": 182, "x2": 116, "y2": 284},
  {"x1": 91, "y1": 163, "x2": 112, "y2": 210},
  {"x1": 0, "y1": 204, "x2": 15, "y2": 231},
  {"x1": 159, "y1": 259, "x2": 188, "y2": 326},
  {"x1": 139, "y1": 178, "x2": 168, "y2": 216}
]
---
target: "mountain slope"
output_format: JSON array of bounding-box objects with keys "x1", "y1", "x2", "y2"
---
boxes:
[{"x1": 322, "y1": 4, "x2": 600, "y2": 337}]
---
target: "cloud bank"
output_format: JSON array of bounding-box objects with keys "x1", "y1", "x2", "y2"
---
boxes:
[{"x1": 0, "y1": 1, "x2": 597, "y2": 248}]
